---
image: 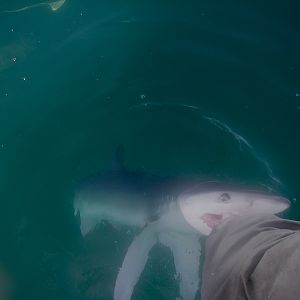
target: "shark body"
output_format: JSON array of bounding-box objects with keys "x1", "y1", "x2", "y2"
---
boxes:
[{"x1": 74, "y1": 146, "x2": 290, "y2": 300}]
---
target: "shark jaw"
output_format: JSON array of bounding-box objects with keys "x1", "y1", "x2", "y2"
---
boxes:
[
  {"x1": 201, "y1": 213, "x2": 224, "y2": 229},
  {"x1": 179, "y1": 209, "x2": 235, "y2": 236}
]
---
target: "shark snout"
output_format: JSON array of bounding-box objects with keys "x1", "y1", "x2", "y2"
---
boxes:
[
  {"x1": 274, "y1": 196, "x2": 291, "y2": 211},
  {"x1": 251, "y1": 195, "x2": 291, "y2": 214}
]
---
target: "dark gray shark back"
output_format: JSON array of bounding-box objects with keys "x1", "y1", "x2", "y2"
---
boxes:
[
  {"x1": 179, "y1": 180, "x2": 289, "y2": 199},
  {"x1": 74, "y1": 146, "x2": 290, "y2": 228},
  {"x1": 75, "y1": 168, "x2": 181, "y2": 223}
]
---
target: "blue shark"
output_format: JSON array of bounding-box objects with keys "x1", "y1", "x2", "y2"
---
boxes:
[{"x1": 73, "y1": 146, "x2": 290, "y2": 300}]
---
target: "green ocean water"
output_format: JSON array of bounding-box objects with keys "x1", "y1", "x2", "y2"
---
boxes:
[{"x1": 0, "y1": 1, "x2": 299, "y2": 299}]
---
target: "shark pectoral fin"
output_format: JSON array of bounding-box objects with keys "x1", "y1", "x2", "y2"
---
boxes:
[
  {"x1": 114, "y1": 224, "x2": 157, "y2": 300},
  {"x1": 158, "y1": 232, "x2": 201, "y2": 300}
]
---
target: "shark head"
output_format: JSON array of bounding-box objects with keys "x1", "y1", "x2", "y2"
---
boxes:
[{"x1": 178, "y1": 182, "x2": 290, "y2": 235}]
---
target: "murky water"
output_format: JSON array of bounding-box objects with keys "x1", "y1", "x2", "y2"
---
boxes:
[{"x1": 0, "y1": 1, "x2": 299, "y2": 299}]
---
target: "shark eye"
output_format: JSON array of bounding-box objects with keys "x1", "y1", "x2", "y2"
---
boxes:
[{"x1": 220, "y1": 193, "x2": 231, "y2": 203}]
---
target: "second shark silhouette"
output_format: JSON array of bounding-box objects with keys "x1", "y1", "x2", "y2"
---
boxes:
[{"x1": 0, "y1": 0, "x2": 65, "y2": 13}]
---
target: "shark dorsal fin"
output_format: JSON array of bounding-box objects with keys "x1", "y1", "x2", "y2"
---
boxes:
[{"x1": 112, "y1": 145, "x2": 125, "y2": 171}]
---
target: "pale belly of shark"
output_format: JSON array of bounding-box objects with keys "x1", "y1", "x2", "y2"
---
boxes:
[
  {"x1": 76, "y1": 197, "x2": 202, "y2": 300},
  {"x1": 114, "y1": 202, "x2": 201, "y2": 300}
]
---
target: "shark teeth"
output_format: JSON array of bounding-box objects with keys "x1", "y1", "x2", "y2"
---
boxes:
[
  {"x1": 201, "y1": 211, "x2": 243, "y2": 229},
  {"x1": 200, "y1": 213, "x2": 223, "y2": 229}
]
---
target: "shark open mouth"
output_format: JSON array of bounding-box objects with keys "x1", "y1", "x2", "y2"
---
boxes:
[{"x1": 201, "y1": 213, "x2": 223, "y2": 229}]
